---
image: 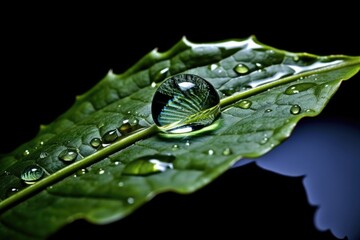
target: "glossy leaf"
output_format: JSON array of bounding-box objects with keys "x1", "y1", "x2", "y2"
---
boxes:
[{"x1": 0, "y1": 36, "x2": 359, "y2": 239}]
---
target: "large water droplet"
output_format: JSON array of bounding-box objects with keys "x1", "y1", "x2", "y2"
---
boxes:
[
  {"x1": 58, "y1": 148, "x2": 78, "y2": 162},
  {"x1": 21, "y1": 165, "x2": 44, "y2": 184},
  {"x1": 151, "y1": 74, "x2": 220, "y2": 134},
  {"x1": 290, "y1": 104, "x2": 301, "y2": 115},
  {"x1": 122, "y1": 155, "x2": 175, "y2": 176},
  {"x1": 285, "y1": 83, "x2": 316, "y2": 95},
  {"x1": 90, "y1": 138, "x2": 102, "y2": 148},
  {"x1": 234, "y1": 63, "x2": 249, "y2": 75},
  {"x1": 237, "y1": 100, "x2": 252, "y2": 109},
  {"x1": 102, "y1": 129, "x2": 119, "y2": 143}
]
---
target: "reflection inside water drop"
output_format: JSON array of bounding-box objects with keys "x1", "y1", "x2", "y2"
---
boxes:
[{"x1": 151, "y1": 74, "x2": 220, "y2": 134}]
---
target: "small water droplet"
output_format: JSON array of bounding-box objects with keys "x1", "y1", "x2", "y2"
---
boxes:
[
  {"x1": 6, "y1": 187, "x2": 19, "y2": 197},
  {"x1": 260, "y1": 137, "x2": 269, "y2": 145},
  {"x1": 21, "y1": 165, "x2": 44, "y2": 184},
  {"x1": 172, "y1": 144, "x2": 179, "y2": 150},
  {"x1": 222, "y1": 148, "x2": 232, "y2": 156},
  {"x1": 40, "y1": 152, "x2": 48, "y2": 159},
  {"x1": 118, "y1": 181, "x2": 124, "y2": 187},
  {"x1": 76, "y1": 168, "x2": 88, "y2": 176},
  {"x1": 40, "y1": 141, "x2": 45, "y2": 145},
  {"x1": 112, "y1": 161, "x2": 121, "y2": 166},
  {"x1": 293, "y1": 55, "x2": 299, "y2": 62},
  {"x1": 127, "y1": 197, "x2": 134, "y2": 204},
  {"x1": 90, "y1": 138, "x2": 102, "y2": 148},
  {"x1": 234, "y1": 63, "x2": 249, "y2": 75},
  {"x1": 151, "y1": 82, "x2": 157, "y2": 88},
  {"x1": 122, "y1": 155, "x2": 175, "y2": 176},
  {"x1": 265, "y1": 109, "x2": 272, "y2": 113},
  {"x1": 324, "y1": 84, "x2": 329, "y2": 88},
  {"x1": 290, "y1": 104, "x2": 301, "y2": 115},
  {"x1": 98, "y1": 168, "x2": 105, "y2": 175},
  {"x1": 207, "y1": 149, "x2": 215, "y2": 155},
  {"x1": 151, "y1": 74, "x2": 220, "y2": 134},
  {"x1": 58, "y1": 148, "x2": 78, "y2": 162},
  {"x1": 185, "y1": 140, "x2": 191, "y2": 146},
  {"x1": 153, "y1": 67, "x2": 170, "y2": 83},
  {"x1": 255, "y1": 63, "x2": 263, "y2": 68},
  {"x1": 209, "y1": 63, "x2": 221, "y2": 71},
  {"x1": 285, "y1": 83, "x2": 316, "y2": 95},
  {"x1": 102, "y1": 129, "x2": 119, "y2": 143},
  {"x1": 23, "y1": 150, "x2": 30, "y2": 156},
  {"x1": 237, "y1": 100, "x2": 252, "y2": 109},
  {"x1": 220, "y1": 88, "x2": 236, "y2": 96}
]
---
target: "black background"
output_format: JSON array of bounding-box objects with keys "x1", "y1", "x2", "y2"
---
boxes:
[{"x1": 1, "y1": 4, "x2": 359, "y2": 239}]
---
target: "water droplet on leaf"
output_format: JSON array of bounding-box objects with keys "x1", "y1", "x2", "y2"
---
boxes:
[
  {"x1": 102, "y1": 129, "x2": 119, "y2": 143},
  {"x1": 153, "y1": 67, "x2": 170, "y2": 83},
  {"x1": 290, "y1": 104, "x2": 301, "y2": 115},
  {"x1": 40, "y1": 152, "x2": 48, "y2": 159},
  {"x1": 23, "y1": 150, "x2": 30, "y2": 156},
  {"x1": 90, "y1": 138, "x2": 102, "y2": 148},
  {"x1": 21, "y1": 165, "x2": 44, "y2": 184},
  {"x1": 234, "y1": 63, "x2": 249, "y2": 75},
  {"x1": 58, "y1": 148, "x2": 78, "y2": 162},
  {"x1": 151, "y1": 74, "x2": 220, "y2": 134},
  {"x1": 6, "y1": 187, "x2": 19, "y2": 197},
  {"x1": 285, "y1": 83, "x2": 316, "y2": 95},
  {"x1": 127, "y1": 197, "x2": 135, "y2": 204},
  {"x1": 209, "y1": 63, "x2": 221, "y2": 71},
  {"x1": 207, "y1": 149, "x2": 215, "y2": 155},
  {"x1": 237, "y1": 100, "x2": 252, "y2": 109},
  {"x1": 265, "y1": 109, "x2": 272, "y2": 113},
  {"x1": 98, "y1": 168, "x2": 105, "y2": 175},
  {"x1": 118, "y1": 120, "x2": 132, "y2": 134},
  {"x1": 122, "y1": 155, "x2": 175, "y2": 176},
  {"x1": 172, "y1": 144, "x2": 179, "y2": 150},
  {"x1": 222, "y1": 148, "x2": 232, "y2": 156}
]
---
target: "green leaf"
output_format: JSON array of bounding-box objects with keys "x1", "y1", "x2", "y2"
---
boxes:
[{"x1": 0, "y1": 36, "x2": 359, "y2": 239}]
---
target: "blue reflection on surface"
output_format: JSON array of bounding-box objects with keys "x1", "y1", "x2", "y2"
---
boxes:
[{"x1": 243, "y1": 119, "x2": 360, "y2": 240}]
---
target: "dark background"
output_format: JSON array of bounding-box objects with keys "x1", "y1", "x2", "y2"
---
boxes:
[{"x1": 1, "y1": 5, "x2": 359, "y2": 239}]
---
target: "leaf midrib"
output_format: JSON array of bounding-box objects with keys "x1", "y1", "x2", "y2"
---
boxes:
[{"x1": 1, "y1": 56, "x2": 359, "y2": 213}]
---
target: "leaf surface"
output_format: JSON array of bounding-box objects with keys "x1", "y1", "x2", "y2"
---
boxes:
[{"x1": 0, "y1": 36, "x2": 359, "y2": 239}]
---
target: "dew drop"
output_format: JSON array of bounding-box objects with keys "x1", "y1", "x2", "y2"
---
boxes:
[
  {"x1": 6, "y1": 187, "x2": 19, "y2": 197},
  {"x1": 21, "y1": 165, "x2": 44, "y2": 184},
  {"x1": 127, "y1": 197, "x2": 135, "y2": 204},
  {"x1": 237, "y1": 100, "x2": 252, "y2": 109},
  {"x1": 290, "y1": 104, "x2": 301, "y2": 115},
  {"x1": 23, "y1": 150, "x2": 30, "y2": 156},
  {"x1": 102, "y1": 129, "x2": 119, "y2": 143},
  {"x1": 98, "y1": 168, "x2": 105, "y2": 175},
  {"x1": 185, "y1": 140, "x2": 191, "y2": 146},
  {"x1": 209, "y1": 63, "x2": 221, "y2": 71},
  {"x1": 220, "y1": 88, "x2": 236, "y2": 96},
  {"x1": 76, "y1": 168, "x2": 88, "y2": 176},
  {"x1": 90, "y1": 138, "x2": 102, "y2": 148},
  {"x1": 260, "y1": 137, "x2": 269, "y2": 145},
  {"x1": 153, "y1": 67, "x2": 170, "y2": 83},
  {"x1": 118, "y1": 120, "x2": 132, "y2": 134},
  {"x1": 207, "y1": 149, "x2": 215, "y2": 155},
  {"x1": 222, "y1": 148, "x2": 232, "y2": 156},
  {"x1": 151, "y1": 74, "x2": 220, "y2": 134},
  {"x1": 255, "y1": 63, "x2": 263, "y2": 68},
  {"x1": 285, "y1": 83, "x2": 316, "y2": 95},
  {"x1": 151, "y1": 82, "x2": 157, "y2": 88},
  {"x1": 58, "y1": 148, "x2": 78, "y2": 162},
  {"x1": 122, "y1": 155, "x2": 175, "y2": 176},
  {"x1": 172, "y1": 144, "x2": 179, "y2": 151},
  {"x1": 118, "y1": 181, "x2": 124, "y2": 187},
  {"x1": 40, "y1": 152, "x2": 48, "y2": 159},
  {"x1": 234, "y1": 63, "x2": 249, "y2": 75},
  {"x1": 265, "y1": 109, "x2": 273, "y2": 113}
]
